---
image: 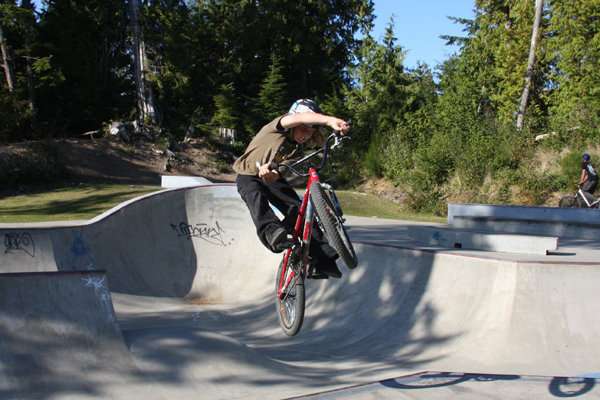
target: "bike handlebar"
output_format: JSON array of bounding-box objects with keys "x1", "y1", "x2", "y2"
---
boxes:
[{"x1": 270, "y1": 131, "x2": 350, "y2": 177}]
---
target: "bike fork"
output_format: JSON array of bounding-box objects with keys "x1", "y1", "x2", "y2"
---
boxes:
[{"x1": 278, "y1": 198, "x2": 317, "y2": 298}]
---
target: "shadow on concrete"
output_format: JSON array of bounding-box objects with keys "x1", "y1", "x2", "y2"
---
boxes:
[{"x1": 117, "y1": 243, "x2": 459, "y2": 397}]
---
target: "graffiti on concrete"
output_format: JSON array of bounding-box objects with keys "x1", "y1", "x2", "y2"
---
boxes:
[
  {"x1": 82, "y1": 275, "x2": 115, "y2": 323},
  {"x1": 170, "y1": 221, "x2": 234, "y2": 246},
  {"x1": 67, "y1": 233, "x2": 95, "y2": 270},
  {"x1": 4, "y1": 232, "x2": 35, "y2": 257}
]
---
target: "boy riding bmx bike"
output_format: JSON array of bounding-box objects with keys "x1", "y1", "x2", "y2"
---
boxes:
[{"x1": 233, "y1": 99, "x2": 349, "y2": 279}]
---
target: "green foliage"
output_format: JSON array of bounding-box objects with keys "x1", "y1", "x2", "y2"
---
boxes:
[
  {"x1": 0, "y1": 91, "x2": 32, "y2": 141},
  {"x1": 35, "y1": 0, "x2": 133, "y2": 134},
  {"x1": 257, "y1": 54, "x2": 288, "y2": 121},
  {"x1": 2, "y1": 0, "x2": 600, "y2": 215},
  {"x1": 0, "y1": 141, "x2": 67, "y2": 186},
  {"x1": 210, "y1": 82, "x2": 239, "y2": 130},
  {"x1": 547, "y1": 0, "x2": 600, "y2": 139}
]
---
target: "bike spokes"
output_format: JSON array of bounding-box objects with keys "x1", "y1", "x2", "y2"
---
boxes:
[{"x1": 275, "y1": 258, "x2": 305, "y2": 336}]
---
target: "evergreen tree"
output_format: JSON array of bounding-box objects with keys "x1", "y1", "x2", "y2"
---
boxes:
[
  {"x1": 547, "y1": 0, "x2": 600, "y2": 138},
  {"x1": 257, "y1": 54, "x2": 288, "y2": 121},
  {"x1": 210, "y1": 82, "x2": 238, "y2": 131},
  {"x1": 37, "y1": 0, "x2": 133, "y2": 135},
  {"x1": 0, "y1": 1, "x2": 38, "y2": 140}
]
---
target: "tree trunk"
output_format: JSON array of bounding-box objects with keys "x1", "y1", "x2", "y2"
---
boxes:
[
  {"x1": 516, "y1": 0, "x2": 544, "y2": 130},
  {"x1": 0, "y1": 23, "x2": 14, "y2": 92},
  {"x1": 21, "y1": 0, "x2": 37, "y2": 125},
  {"x1": 129, "y1": 0, "x2": 157, "y2": 131}
]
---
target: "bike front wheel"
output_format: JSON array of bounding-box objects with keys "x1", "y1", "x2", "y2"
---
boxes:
[
  {"x1": 275, "y1": 259, "x2": 305, "y2": 336},
  {"x1": 310, "y1": 182, "x2": 358, "y2": 269}
]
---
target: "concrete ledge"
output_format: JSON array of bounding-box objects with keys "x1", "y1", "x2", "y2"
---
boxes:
[
  {"x1": 448, "y1": 203, "x2": 600, "y2": 239},
  {"x1": 161, "y1": 175, "x2": 212, "y2": 188},
  {"x1": 410, "y1": 226, "x2": 557, "y2": 255}
]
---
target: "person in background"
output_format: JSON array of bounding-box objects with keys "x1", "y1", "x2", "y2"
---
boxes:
[{"x1": 580, "y1": 153, "x2": 598, "y2": 195}]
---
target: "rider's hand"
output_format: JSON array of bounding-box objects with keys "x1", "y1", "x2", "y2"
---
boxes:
[
  {"x1": 326, "y1": 117, "x2": 350, "y2": 135},
  {"x1": 258, "y1": 162, "x2": 279, "y2": 184}
]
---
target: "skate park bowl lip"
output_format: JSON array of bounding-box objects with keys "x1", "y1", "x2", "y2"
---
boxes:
[{"x1": 1, "y1": 185, "x2": 600, "y2": 399}]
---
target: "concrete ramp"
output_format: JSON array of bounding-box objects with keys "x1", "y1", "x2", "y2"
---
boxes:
[
  {"x1": 0, "y1": 185, "x2": 279, "y2": 300},
  {"x1": 1, "y1": 185, "x2": 600, "y2": 399},
  {"x1": 0, "y1": 271, "x2": 163, "y2": 400}
]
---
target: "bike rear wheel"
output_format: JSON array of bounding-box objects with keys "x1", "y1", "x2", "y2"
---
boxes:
[
  {"x1": 275, "y1": 259, "x2": 305, "y2": 336},
  {"x1": 310, "y1": 182, "x2": 357, "y2": 269}
]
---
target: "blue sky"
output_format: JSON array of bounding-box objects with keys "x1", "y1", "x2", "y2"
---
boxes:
[{"x1": 371, "y1": 0, "x2": 475, "y2": 69}]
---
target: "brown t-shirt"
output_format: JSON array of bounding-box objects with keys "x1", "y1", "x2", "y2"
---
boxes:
[{"x1": 233, "y1": 115, "x2": 325, "y2": 176}]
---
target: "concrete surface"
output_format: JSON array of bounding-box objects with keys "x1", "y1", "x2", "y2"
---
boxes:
[
  {"x1": 292, "y1": 371, "x2": 600, "y2": 399},
  {"x1": 0, "y1": 185, "x2": 599, "y2": 399},
  {"x1": 0, "y1": 271, "x2": 163, "y2": 400}
]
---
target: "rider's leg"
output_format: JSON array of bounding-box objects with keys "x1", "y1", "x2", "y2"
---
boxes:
[
  {"x1": 260, "y1": 177, "x2": 302, "y2": 233},
  {"x1": 581, "y1": 180, "x2": 598, "y2": 207},
  {"x1": 588, "y1": 180, "x2": 597, "y2": 195},
  {"x1": 236, "y1": 174, "x2": 294, "y2": 252},
  {"x1": 264, "y1": 178, "x2": 342, "y2": 277}
]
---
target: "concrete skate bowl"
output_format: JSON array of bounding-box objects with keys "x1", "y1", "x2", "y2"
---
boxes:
[{"x1": 1, "y1": 184, "x2": 600, "y2": 399}]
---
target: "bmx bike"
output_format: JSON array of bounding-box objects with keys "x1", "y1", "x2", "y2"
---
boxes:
[
  {"x1": 559, "y1": 186, "x2": 600, "y2": 209},
  {"x1": 273, "y1": 131, "x2": 357, "y2": 336}
]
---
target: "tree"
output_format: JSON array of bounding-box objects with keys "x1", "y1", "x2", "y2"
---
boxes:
[
  {"x1": 547, "y1": 0, "x2": 600, "y2": 138},
  {"x1": 0, "y1": 22, "x2": 14, "y2": 92},
  {"x1": 37, "y1": 0, "x2": 133, "y2": 134},
  {"x1": 210, "y1": 82, "x2": 238, "y2": 131},
  {"x1": 516, "y1": 0, "x2": 544, "y2": 130},
  {"x1": 129, "y1": 0, "x2": 157, "y2": 131},
  {"x1": 257, "y1": 54, "x2": 288, "y2": 121}
]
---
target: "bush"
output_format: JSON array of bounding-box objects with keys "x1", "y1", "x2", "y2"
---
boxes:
[
  {"x1": 0, "y1": 92, "x2": 32, "y2": 142},
  {"x1": 0, "y1": 141, "x2": 68, "y2": 188}
]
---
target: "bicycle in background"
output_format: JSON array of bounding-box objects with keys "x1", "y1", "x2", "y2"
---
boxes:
[{"x1": 559, "y1": 186, "x2": 600, "y2": 209}]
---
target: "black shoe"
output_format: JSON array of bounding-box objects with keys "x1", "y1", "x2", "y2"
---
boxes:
[
  {"x1": 266, "y1": 226, "x2": 294, "y2": 253},
  {"x1": 314, "y1": 258, "x2": 342, "y2": 279},
  {"x1": 308, "y1": 272, "x2": 329, "y2": 280}
]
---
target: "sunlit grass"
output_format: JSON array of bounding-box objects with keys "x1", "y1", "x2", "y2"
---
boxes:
[
  {"x1": 0, "y1": 184, "x2": 444, "y2": 224},
  {"x1": 0, "y1": 184, "x2": 161, "y2": 223},
  {"x1": 335, "y1": 190, "x2": 445, "y2": 223}
]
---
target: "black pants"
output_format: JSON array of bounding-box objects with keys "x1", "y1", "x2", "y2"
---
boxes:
[
  {"x1": 236, "y1": 174, "x2": 337, "y2": 263},
  {"x1": 582, "y1": 179, "x2": 597, "y2": 195}
]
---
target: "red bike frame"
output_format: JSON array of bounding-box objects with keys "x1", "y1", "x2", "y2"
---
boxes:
[{"x1": 277, "y1": 167, "x2": 320, "y2": 299}]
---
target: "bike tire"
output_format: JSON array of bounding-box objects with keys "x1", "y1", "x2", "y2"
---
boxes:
[
  {"x1": 275, "y1": 259, "x2": 305, "y2": 336},
  {"x1": 559, "y1": 195, "x2": 577, "y2": 208},
  {"x1": 310, "y1": 182, "x2": 358, "y2": 269}
]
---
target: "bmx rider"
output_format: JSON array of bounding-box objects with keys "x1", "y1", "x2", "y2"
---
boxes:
[
  {"x1": 580, "y1": 153, "x2": 598, "y2": 196},
  {"x1": 233, "y1": 99, "x2": 350, "y2": 279}
]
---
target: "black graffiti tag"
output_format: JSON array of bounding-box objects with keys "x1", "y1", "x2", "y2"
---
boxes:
[
  {"x1": 4, "y1": 232, "x2": 35, "y2": 257},
  {"x1": 170, "y1": 221, "x2": 234, "y2": 246}
]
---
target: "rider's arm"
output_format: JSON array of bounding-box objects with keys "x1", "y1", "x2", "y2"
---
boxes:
[
  {"x1": 280, "y1": 113, "x2": 350, "y2": 134},
  {"x1": 580, "y1": 168, "x2": 588, "y2": 186},
  {"x1": 258, "y1": 162, "x2": 279, "y2": 183}
]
